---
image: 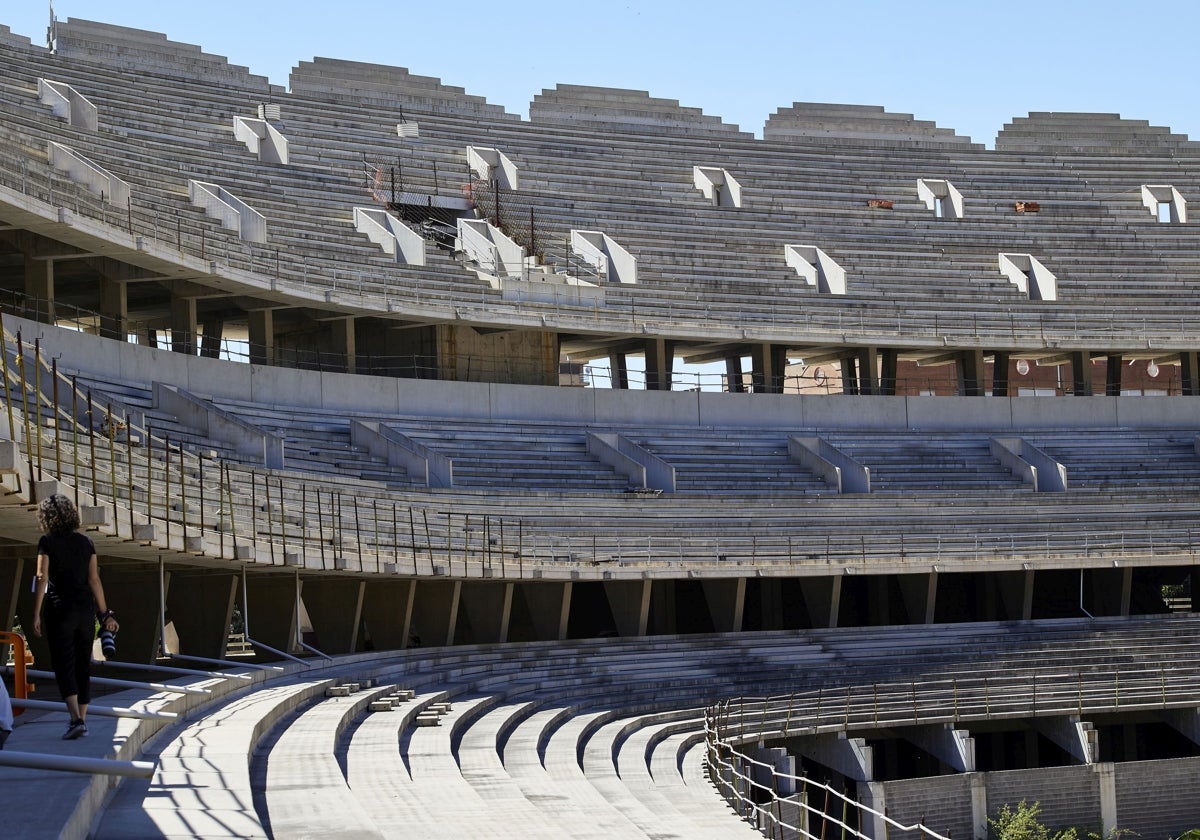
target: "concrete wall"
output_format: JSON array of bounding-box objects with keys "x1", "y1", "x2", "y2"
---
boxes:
[
  {"x1": 875, "y1": 774, "x2": 975, "y2": 840},
  {"x1": 984, "y1": 765, "x2": 1103, "y2": 834},
  {"x1": 1114, "y1": 757, "x2": 1200, "y2": 839},
  {"x1": 15, "y1": 314, "x2": 1200, "y2": 431}
]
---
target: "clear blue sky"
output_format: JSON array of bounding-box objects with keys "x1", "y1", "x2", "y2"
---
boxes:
[{"x1": 5, "y1": 1, "x2": 1199, "y2": 146}]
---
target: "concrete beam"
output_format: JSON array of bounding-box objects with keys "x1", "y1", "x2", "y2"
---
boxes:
[
  {"x1": 1032, "y1": 715, "x2": 1097, "y2": 764},
  {"x1": 904, "y1": 724, "x2": 975, "y2": 772},
  {"x1": 789, "y1": 732, "x2": 874, "y2": 781}
]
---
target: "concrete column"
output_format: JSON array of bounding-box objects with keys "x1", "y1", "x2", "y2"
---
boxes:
[
  {"x1": 1104, "y1": 354, "x2": 1122, "y2": 396},
  {"x1": 244, "y1": 573, "x2": 299, "y2": 658},
  {"x1": 458, "y1": 581, "x2": 510, "y2": 644},
  {"x1": 725, "y1": 354, "x2": 745, "y2": 393},
  {"x1": 798, "y1": 576, "x2": 839, "y2": 628},
  {"x1": 700, "y1": 578, "x2": 746, "y2": 633},
  {"x1": 300, "y1": 577, "x2": 365, "y2": 654},
  {"x1": 1098, "y1": 763, "x2": 1117, "y2": 836},
  {"x1": 1022, "y1": 569, "x2": 1035, "y2": 621},
  {"x1": 608, "y1": 353, "x2": 629, "y2": 390},
  {"x1": 520, "y1": 581, "x2": 571, "y2": 641},
  {"x1": 1179, "y1": 352, "x2": 1200, "y2": 396},
  {"x1": 958, "y1": 350, "x2": 986, "y2": 396},
  {"x1": 98, "y1": 277, "x2": 128, "y2": 341},
  {"x1": 23, "y1": 257, "x2": 54, "y2": 323},
  {"x1": 170, "y1": 294, "x2": 197, "y2": 355},
  {"x1": 879, "y1": 349, "x2": 898, "y2": 395},
  {"x1": 408, "y1": 579, "x2": 460, "y2": 647},
  {"x1": 644, "y1": 338, "x2": 674, "y2": 391},
  {"x1": 199, "y1": 315, "x2": 224, "y2": 359},
  {"x1": 1070, "y1": 351, "x2": 1093, "y2": 396},
  {"x1": 360, "y1": 579, "x2": 413, "y2": 651},
  {"x1": 840, "y1": 355, "x2": 860, "y2": 395},
  {"x1": 603, "y1": 579, "x2": 651, "y2": 637},
  {"x1": 165, "y1": 570, "x2": 237, "y2": 659},
  {"x1": 855, "y1": 347, "x2": 879, "y2": 395},
  {"x1": 925, "y1": 571, "x2": 939, "y2": 624},
  {"x1": 331, "y1": 316, "x2": 356, "y2": 374},
  {"x1": 992, "y1": 351, "x2": 1011, "y2": 397},
  {"x1": 751, "y1": 343, "x2": 787, "y2": 394},
  {"x1": 248, "y1": 310, "x2": 274, "y2": 366},
  {"x1": 970, "y1": 774, "x2": 988, "y2": 840}
]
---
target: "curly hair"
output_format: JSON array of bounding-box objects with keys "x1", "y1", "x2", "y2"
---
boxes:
[{"x1": 37, "y1": 493, "x2": 81, "y2": 536}]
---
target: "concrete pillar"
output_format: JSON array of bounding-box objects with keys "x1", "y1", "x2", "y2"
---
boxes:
[
  {"x1": 700, "y1": 578, "x2": 746, "y2": 633},
  {"x1": 879, "y1": 349, "x2": 898, "y2": 395},
  {"x1": 855, "y1": 347, "x2": 879, "y2": 395},
  {"x1": 1105, "y1": 354, "x2": 1122, "y2": 396},
  {"x1": 23, "y1": 257, "x2": 54, "y2": 323},
  {"x1": 725, "y1": 354, "x2": 745, "y2": 393},
  {"x1": 644, "y1": 338, "x2": 674, "y2": 391},
  {"x1": 970, "y1": 774, "x2": 988, "y2": 840},
  {"x1": 958, "y1": 350, "x2": 986, "y2": 396},
  {"x1": 248, "y1": 309, "x2": 274, "y2": 366},
  {"x1": 458, "y1": 581, "x2": 510, "y2": 644},
  {"x1": 199, "y1": 315, "x2": 223, "y2": 359},
  {"x1": 519, "y1": 581, "x2": 571, "y2": 641},
  {"x1": 165, "y1": 570, "x2": 237, "y2": 660},
  {"x1": 798, "y1": 576, "x2": 839, "y2": 629},
  {"x1": 840, "y1": 355, "x2": 860, "y2": 395},
  {"x1": 1180, "y1": 352, "x2": 1200, "y2": 396},
  {"x1": 751, "y1": 343, "x2": 787, "y2": 394},
  {"x1": 98, "y1": 277, "x2": 128, "y2": 341},
  {"x1": 992, "y1": 351, "x2": 1011, "y2": 397},
  {"x1": 170, "y1": 294, "x2": 197, "y2": 355},
  {"x1": 608, "y1": 353, "x2": 629, "y2": 390},
  {"x1": 603, "y1": 579, "x2": 651, "y2": 637},
  {"x1": 1022, "y1": 569, "x2": 1035, "y2": 621},
  {"x1": 244, "y1": 573, "x2": 299, "y2": 658},
  {"x1": 360, "y1": 579, "x2": 413, "y2": 651},
  {"x1": 300, "y1": 577, "x2": 365, "y2": 654},
  {"x1": 925, "y1": 571, "x2": 939, "y2": 624},
  {"x1": 408, "y1": 579, "x2": 460, "y2": 647},
  {"x1": 1098, "y1": 763, "x2": 1117, "y2": 836},
  {"x1": 1070, "y1": 351, "x2": 1093, "y2": 396},
  {"x1": 331, "y1": 316, "x2": 356, "y2": 374}
]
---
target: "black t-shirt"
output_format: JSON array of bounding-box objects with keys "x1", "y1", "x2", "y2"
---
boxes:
[{"x1": 38, "y1": 531, "x2": 96, "y2": 609}]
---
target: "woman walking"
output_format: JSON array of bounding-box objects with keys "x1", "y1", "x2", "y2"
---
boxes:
[{"x1": 31, "y1": 494, "x2": 118, "y2": 740}]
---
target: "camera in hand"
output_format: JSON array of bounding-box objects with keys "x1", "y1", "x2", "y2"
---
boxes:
[{"x1": 99, "y1": 628, "x2": 117, "y2": 659}]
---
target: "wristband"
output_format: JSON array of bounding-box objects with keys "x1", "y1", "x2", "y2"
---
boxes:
[{"x1": 98, "y1": 609, "x2": 114, "y2": 620}]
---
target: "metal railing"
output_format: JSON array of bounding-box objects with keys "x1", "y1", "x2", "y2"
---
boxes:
[
  {"x1": 704, "y1": 656, "x2": 1200, "y2": 839},
  {"x1": 3, "y1": 130, "x2": 1200, "y2": 360}
]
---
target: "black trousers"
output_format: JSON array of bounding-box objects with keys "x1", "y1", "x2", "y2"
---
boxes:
[{"x1": 44, "y1": 602, "x2": 95, "y2": 706}]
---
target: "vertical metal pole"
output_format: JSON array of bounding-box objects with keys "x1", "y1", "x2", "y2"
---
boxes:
[
  {"x1": 159, "y1": 554, "x2": 169, "y2": 656},
  {"x1": 16, "y1": 333, "x2": 35, "y2": 496},
  {"x1": 70, "y1": 375, "x2": 78, "y2": 508},
  {"x1": 264, "y1": 472, "x2": 275, "y2": 565},
  {"x1": 87, "y1": 390, "x2": 97, "y2": 501},
  {"x1": 316, "y1": 488, "x2": 327, "y2": 571},
  {"x1": 178, "y1": 441, "x2": 187, "y2": 540},
  {"x1": 278, "y1": 478, "x2": 287, "y2": 565},
  {"x1": 51, "y1": 358, "x2": 60, "y2": 477},
  {"x1": 372, "y1": 499, "x2": 380, "y2": 573},
  {"x1": 106, "y1": 403, "x2": 117, "y2": 528},
  {"x1": 33, "y1": 339, "x2": 42, "y2": 480},
  {"x1": 123, "y1": 407, "x2": 134, "y2": 538}
]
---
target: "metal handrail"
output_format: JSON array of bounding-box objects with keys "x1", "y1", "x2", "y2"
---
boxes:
[{"x1": 0, "y1": 750, "x2": 154, "y2": 778}]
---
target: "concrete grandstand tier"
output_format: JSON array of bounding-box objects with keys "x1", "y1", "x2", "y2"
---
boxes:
[
  {"x1": 530, "y1": 84, "x2": 752, "y2": 138},
  {"x1": 996, "y1": 112, "x2": 1200, "y2": 154},
  {"x1": 764, "y1": 102, "x2": 981, "y2": 148}
]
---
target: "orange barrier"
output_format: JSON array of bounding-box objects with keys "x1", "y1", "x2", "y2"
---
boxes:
[{"x1": 0, "y1": 631, "x2": 31, "y2": 715}]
